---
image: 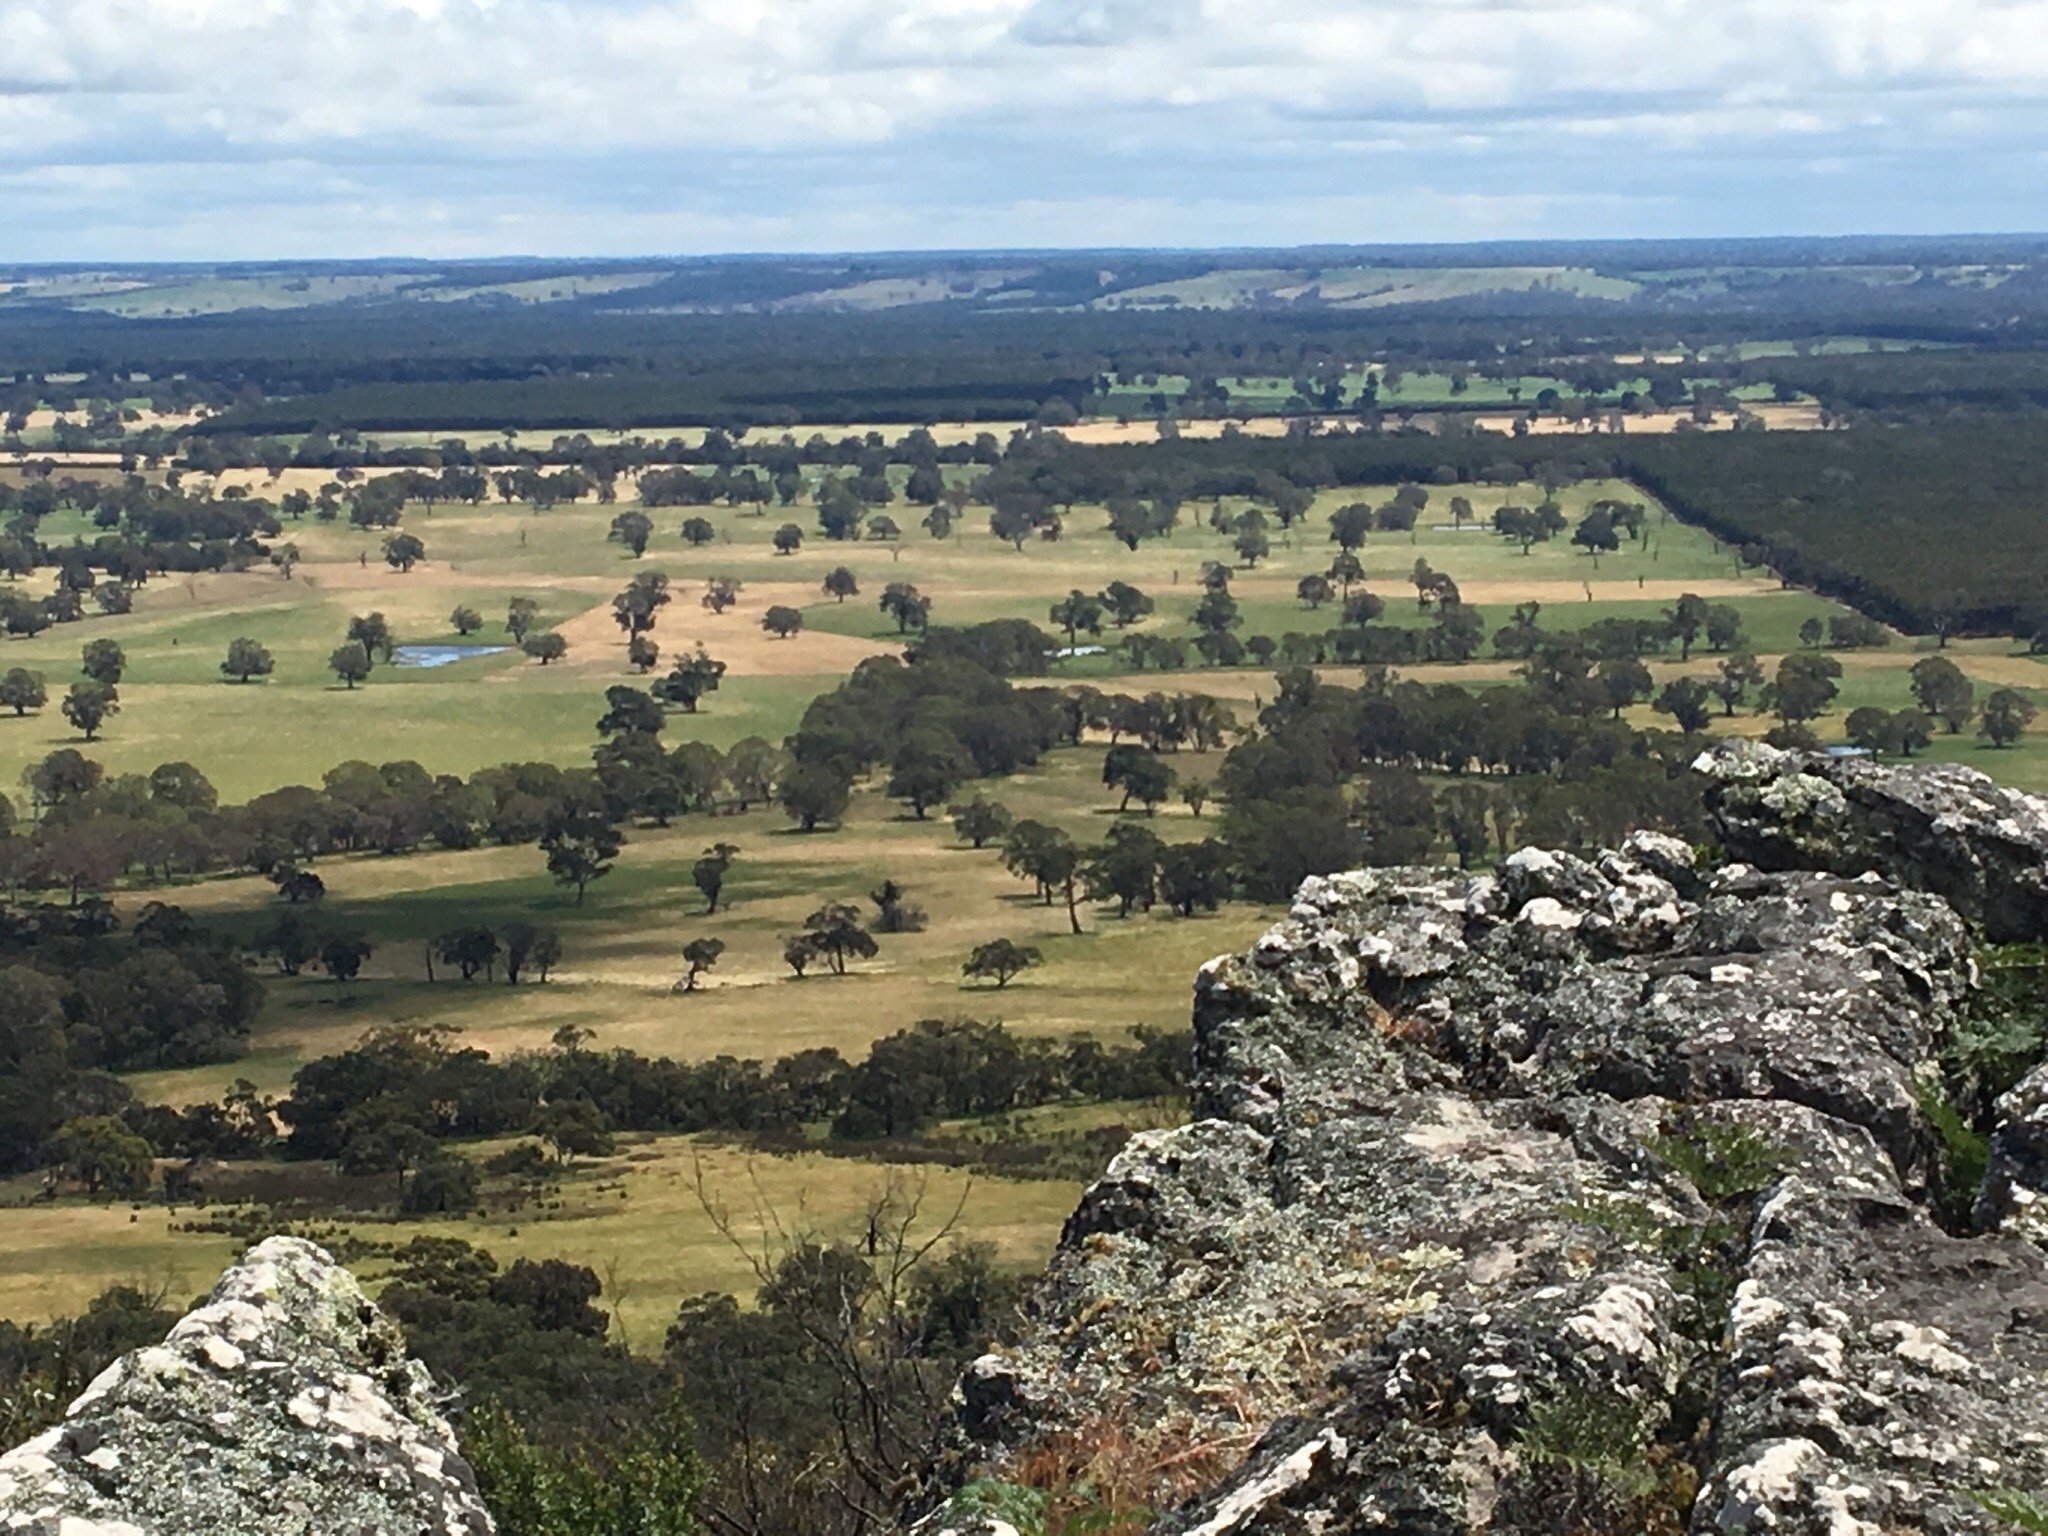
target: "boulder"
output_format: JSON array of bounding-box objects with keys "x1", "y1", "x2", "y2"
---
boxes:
[
  {"x1": 0, "y1": 1236, "x2": 494, "y2": 1536},
  {"x1": 1980, "y1": 1062, "x2": 2048, "y2": 1244},
  {"x1": 1700, "y1": 738, "x2": 2048, "y2": 942}
]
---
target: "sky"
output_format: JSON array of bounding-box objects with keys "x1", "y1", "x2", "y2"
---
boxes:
[{"x1": 2, "y1": 0, "x2": 2046, "y2": 261}]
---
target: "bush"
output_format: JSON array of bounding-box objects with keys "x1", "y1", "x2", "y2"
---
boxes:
[
  {"x1": 465, "y1": 1393, "x2": 700, "y2": 1536},
  {"x1": 401, "y1": 1151, "x2": 480, "y2": 1214}
]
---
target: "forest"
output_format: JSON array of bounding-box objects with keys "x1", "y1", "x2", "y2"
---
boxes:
[{"x1": 1627, "y1": 422, "x2": 2048, "y2": 634}]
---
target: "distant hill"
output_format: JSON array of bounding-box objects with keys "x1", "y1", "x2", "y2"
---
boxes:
[{"x1": 6, "y1": 236, "x2": 2048, "y2": 321}]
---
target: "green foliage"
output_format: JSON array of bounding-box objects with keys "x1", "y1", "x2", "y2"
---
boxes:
[
  {"x1": 1916, "y1": 1073, "x2": 1992, "y2": 1231},
  {"x1": 1565, "y1": 1121, "x2": 1789, "y2": 1354},
  {"x1": 1953, "y1": 945, "x2": 2048, "y2": 1099},
  {"x1": 964, "y1": 938, "x2": 1043, "y2": 989},
  {"x1": 0, "y1": 1285, "x2": 178, "y2": 1446},
  {"x1": 1503, "y1": 1382, "x2": 1697, "y2": 1536},
  {"x1": 1645, "y1": 1120, "x2": 1789, "y2": 1202},
  {"x1": 51, "y1": 1115, "x2": 154, "y2": 1196},
  {"x1": 1974, "y1": 1488, "x2": 2048, "y2": 1534},
  {"x1": 466, "y1": 1392, "x2": 701, "y2": 1536},
  {"x1": 1514, "y1": 1385, "x2": 1660, "y2": 1502}
]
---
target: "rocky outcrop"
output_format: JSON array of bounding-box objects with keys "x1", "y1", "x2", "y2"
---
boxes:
[
  {"x1": 1701, "y1": 737, "x2": 2048, "y2": 942},
  {"x1": 0, "y1": 1236, "x2": 494, "y2": 1536},
  {"x1": 922, "y1": 752, "x2": 2048, "y2": 1535}
]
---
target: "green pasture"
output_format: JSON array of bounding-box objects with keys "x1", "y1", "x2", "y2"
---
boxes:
[
  {"x1": 128, "y1": 750, "x2": 1270, "y2": 1106},
  {"x1": 0, "y1": 476, "x2": 1862, "y2": 801}
]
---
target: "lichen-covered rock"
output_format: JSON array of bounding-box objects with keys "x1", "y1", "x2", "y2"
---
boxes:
[
  {"x1": 0, "y1": 1236, "x2": 494, "y2": 1536},
  {"x1": 1697, "y1": 1178, "x2": 2048, "y2": 1534},
  {"x1": 1700, "y1": 738, "x2": 2048, "y2": 942},
  {"x1": 1980, "y1": 1062, "x2": 2048, "y2": 1245},
  {"x1": 916, "y1": 756, "x2": 2048, "y2": 1536}
]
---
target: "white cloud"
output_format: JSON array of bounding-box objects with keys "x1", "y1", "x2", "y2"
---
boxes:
[{"x1": 1, "y1": 0, "x2": 2045, "y2": 255}]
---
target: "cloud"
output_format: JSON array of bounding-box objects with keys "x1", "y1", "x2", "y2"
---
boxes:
[
  {"x1": 1008, "y1": 0, "x2": 1190, "y2": 48},
  {"x1": 0, "y1": 0, "x2": 2044, "y2": 257}
]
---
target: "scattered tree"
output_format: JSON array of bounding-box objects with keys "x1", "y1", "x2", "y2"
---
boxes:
[
  {"x1": 522, "y1": 633, "x2": 569, "y2": 665},
  {"x1": 61, "y1": 682, "x2": 116, "y2": 741},
  {"x1": 329, "y1": 641, "x2": 372, "y2": 690},
  {"x1": 791, "y1": 903, "x2": 877, "y2": 976},
  {"x1": 1653, "y1": 676, "x2": 1715, "y2": 734},
  {"x1": 80, "y1": 640, "x2": 125, "y2": 688},
  {"x1": 1102, "y1": 580, "x2": 1153, "y2": 628},
  {"x1": 609, "y1": 511, "x2": 654, "y2": 557},
  {"x1": 540, "y1": 810, "x2": 622, "y2": 904},
  {"x1": 52, "y1": 1116, "x2": 153, "y2": 1196},
  {"x1": 221, "y1": 638, "x2": 275, "y2": 684},
  {"x1": 692, "y1": 843, "x2": 739, "y2": 913},
  {"x1": 0, "y1": 668, "x2": 46, "y2": 716},
  {"x1": 962, "y1": 939, "x2": 1041, "y2": 990},
  {"x1": 382, "y1": 532, "x2": 426, "y2": 573},
  {"x1": 1766, "y1": 652, "x2": 1843, "y2": 724},
  {"x1": 879, "y1": 581, "x2": 931, "y2": 634},
  {"x1": 318, "y1": 932, "x2": 373, "y2": 987},
  {"x1": 1571, "y1": 507, "x2": 1620, "y2": 565},
  {"x1": 347, "y1": 612, "x2": 396, "y2": 667},
  {"x1": 780, "y1": 761, "x2": 852, "y2": 832},
  {"x1": 1048, "y1": 590, "x2": 1105, "y2": 648},
  {"x1": 676, "y1": 937, "x2": 726, "y2": 993},
  {"x1": 1981, "y1": 688, "x2": 2040, "y2": 749},
  {"x1": 653, "y1": 647, "x2": 726, "y2": 712},
  {"x1": 1714, "y1": 651, "x2": 1766, "y2": 715},
  {"x1": 949, "y1": 797, "x2": 1013, "y2": 849},
  {"x1": 1910, "y1": 655, "x2": 1976, "y2": 734}
]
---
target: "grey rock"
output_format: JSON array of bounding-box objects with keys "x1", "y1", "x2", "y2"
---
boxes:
[
  {"x1": 1697, "y1": 1178, "x2": 2048, "y2": 1534},
  {"x1": 917, "y1": 756, "x2": 2048, "y2": 1536},
  {"x1": 0, "y1": 1236, "x2": 494, "y2": 1536},
  {"x1": 1980, "y1": 1062, "x2": 2048, "y2": 1245},
  {"x1": 1700, "y1": 738, "x2": 2048, "y2": 943}
]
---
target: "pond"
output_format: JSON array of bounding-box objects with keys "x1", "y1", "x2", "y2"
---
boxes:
[{"x1": 391, "y1": 643, "x2": 512, "y2": 669}]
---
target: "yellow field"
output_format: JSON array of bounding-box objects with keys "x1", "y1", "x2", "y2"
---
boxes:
[{"x1": 0, "y1": 1136, "x2": 1084, "y2": 1345}]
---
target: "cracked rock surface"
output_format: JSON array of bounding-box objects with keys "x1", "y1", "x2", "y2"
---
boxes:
[
  {"x1": 0, "y1": 1236, "x2": 494, "y2": 1536},
  {"x1": 919, "y1": 750, "x2": 2048, "y2": 1535}
]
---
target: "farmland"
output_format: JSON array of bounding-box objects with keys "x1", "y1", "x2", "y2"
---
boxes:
[
  {"x1": 0, "y1": 464, "x2": 1873, "y2": 796},
  {"x1": 0, "y1": 409, "x2": 2039, "y2": 1359}
]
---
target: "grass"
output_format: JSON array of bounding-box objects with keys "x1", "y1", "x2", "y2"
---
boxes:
[
  {"x1": 7, "y1": 745, "x2": 1251, "y2": 1331},
  {"x1": 129, "y1": 752, "x2": 1275, "y2": 1105},
  {"x1": 0, "y1": 1134, "x2": 1085, "y2": 1346},
  {"x1": 0, "y1": 474, "x2": 1838, "y2": 800}
]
